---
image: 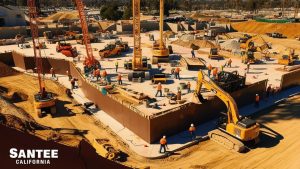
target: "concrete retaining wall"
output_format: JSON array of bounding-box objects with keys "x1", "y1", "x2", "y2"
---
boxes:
[{"x1": 281, "y1": 69, "x2": 300, "y2": 89}]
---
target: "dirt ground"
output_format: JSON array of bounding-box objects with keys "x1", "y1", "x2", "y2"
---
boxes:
[{"x1": 122, "y1": 94, "x2": 300, "y2": 169}]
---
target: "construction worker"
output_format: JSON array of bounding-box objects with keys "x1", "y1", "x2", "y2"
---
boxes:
[
  {"x1": 50, "y1": 67, "x2": 56, "y2": 78},
  {"x1": 117, "y1": 73, "x2": 122, "y2": 85},
  {"x1": 159, "y1": 135, "x2": 168, "y2": 154},
  {"x1": 115, "y1": 61, "x2": 118, "y2": 72},
  {"x1": 102, "y1": 69, "x2": 108, "y2": 81},
  {"x1": 157, "y1": 63, "x2": 161, "y2": 70},
  {"x1": 187, "y1": 81, "x2": 191, "y2": 93},
  {"x1": 212, "y1": 67, "x2": 218, "y2": 79},
  {"x1": 255, "y1": 94, "x2": 260, "y2": 107},
  {"x1": 174, "y1": 67, "x2": 181, "y2": 80},
  {"x1": 220, "y1": 64, "x2": 225, "y2": 72},
  {"x1": 189, "y1": 123, "x2": 196, "y2": 140},
  {"x1": 247, "y1": 62, "x2": 251, "y2": 73},
  {"x1": 191, "y1": 49, "x2": 196, "y2": 58},
  {"x1": 94, "y1": 68, "x2": 101, "y2": 81},
  {"x1": 66, "y1": 70, "x2": 72, "y2": 81},
  {"x1": 71, "y1": 78, "x2": 76, "y2": 90},
  {"x1": 207, "y1": 64, "x2": 212, "y2": 77},
  {"x1": 156, "y1": 82, "x2": 163, "y2": 97},
  {"x1": 227, "y1": 58, "x2": 232, "y2": 67}
]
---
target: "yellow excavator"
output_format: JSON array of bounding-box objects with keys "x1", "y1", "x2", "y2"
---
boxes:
[
  {"x1": 278, "y1": 49, "x2": 297, "y2": 66},
  {"x1": 152, "y1": 0, "x2": 170, "y2": 64},
  {"x1": 194, "y1": 71, "x2": 260, "y2": 152}
]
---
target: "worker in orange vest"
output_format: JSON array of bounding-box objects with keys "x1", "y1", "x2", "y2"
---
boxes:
[
  {"x1": 255, "y1": 94, "x2": 260, "y2": 107},
  {"x1": 94, "y1": 68, "x2": 101, "y2": 81},
  {"x1": 102, "y1": 69, "x2": 108, "y2": 81},
  {"x1": 212, "y1": 67, "x2": 218, "y2": 79},
  {"x1": 117, "y1": 73, "x2": 122, "y2": 85},
  {"x1": 189, "y1": 123, "x2": 196, "y2": 140},
  {"x1": 187, "y1": 81, "x2": 191, "y2": 93},
  {"x1": 207, "y1": 64, "x2": 212, "y2": 77},
  {"x1": 159, "y1": 135, "x2": 168, "y2": 153},
  {"x1": 155, "y1": 82, "x2": 163, "y2": 97},
  {"x1": 174, "y1": 67, "x2": 181, "y2": 80},
  {"x1": 50, "y1": 67, "x2": 56, "y2": 78}
]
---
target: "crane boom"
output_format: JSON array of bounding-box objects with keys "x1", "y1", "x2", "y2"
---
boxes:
[
  {"x1": 132, "y1": 0, "x2": 142, "y2": 70},
  {"x1": 159, "y1": 0, "x2": 164, "y2": 49},
  {"x1": 74, "y1": 0, "x2": 96, "y2": 66},
  {"x1": 28, "y1": 0, "x2": 43, "y2": 93}
]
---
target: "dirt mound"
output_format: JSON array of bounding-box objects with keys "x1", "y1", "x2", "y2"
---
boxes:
[
  {"x1": 0, "y1": 62, "x2": 18, "y2": 77},
  {"x1": 172, "y1": 39, "x2": 216, "y2": 49},
  {"x1": 231, "y1": 21, "x2": 300, "y2": 38},
  {"x1": 41, "y1": 11, "x2": 79, "y2": 22}
]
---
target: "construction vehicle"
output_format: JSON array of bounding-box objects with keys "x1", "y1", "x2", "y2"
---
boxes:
[
  {"x1": 28, "y1": 0, "x2": 56, "y2": 118},
  {"x1": 65, "y1": 31, "x2": 79, "y2": 40},
  {"x1": 208, "y1": 48, "x2": 223, "y2": 60},
  {"x1": 76, "y1": 33, "x2": 100, "y2": 45},
  {"x1": 99, "y1": 44, "x2": 122, "y2": 58},
  {"x1": 266, "y1": 32, "x2": 287, "y2": 39},
  {"x1": 56, "y1": 40, "x2": 78, "y2": 58},
  {"x1": 278, "y1": 49, "x2": 298, "y2": 65},
  {"x1": 19, "y1": 42, "x2": 31, "y2": 49},
  {"x1": 114, "y1": 39, "x2": 129, "y2": 52},
  {"x1": 92, "y1": 139, "x2": 120, "y2": 161},
  {"x1": 194, "y1": 71, "x2": 260, "y2": 152},
  {"x1": 152, "y1": 74, "x2": 167, "y2": 84},
  {"x1": 240, "y1": 35, "x2": 271, "y2": 51},
  {"x1": 152, "y1": 0, "x2": 169, "y2": 64},
  {"x1": 43, "y1": 31, "x2": 59, "y2": 44},
  {"x1": 125, "y1": 0, "x2": 150, "y2": 82}
]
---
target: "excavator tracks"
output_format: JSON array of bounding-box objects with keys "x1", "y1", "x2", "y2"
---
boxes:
[{"x1": 208, "y1": 129, "x2": 245, "y2": 153}]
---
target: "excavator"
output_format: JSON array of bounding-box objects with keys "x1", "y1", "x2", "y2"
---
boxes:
[
  {"x1": 278, "y1": 48, "x2": 298, "y2": 65},
  {"x1": 194, "y1": 71, "x2": 260, "y2": 152},
  {"x1": 28, "y1": 0, "x2": 56, "y2": 118},
  {"x1": 152, "y1": 0, "x2": 170, "y2": 64},
  {"x1": 124, "y1": 0, "x2": 150, "y2": 81}
]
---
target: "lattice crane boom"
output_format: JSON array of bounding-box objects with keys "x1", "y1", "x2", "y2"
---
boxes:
[
  {"x1": 28, "y1": 0, "x2": 43, "y2": 93},
  {"x1": 74, "y1": 0, "x2": 96, "y2": 66},
  {"x1": 132, "y1": 0, "x2": 142, "y2": 70}
]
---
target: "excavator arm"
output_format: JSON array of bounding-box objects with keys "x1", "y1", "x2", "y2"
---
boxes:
[{"x1": 195, "y1": 71, "x2": 240, "y2": 124}]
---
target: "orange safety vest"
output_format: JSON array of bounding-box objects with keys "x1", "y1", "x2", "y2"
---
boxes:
[
  {"x1": 95, "y1": 69, "x2": 100, "y2": 76},
  {"x1": 157, "y1": 84, "x2": 162, "y2": 91},
  {"x1": 213, "y1": 68, "x2": 218, "y2": 76},
  {"x1": 228, "y1": 59, "x2": 232, "y2": 64},
  {"x1": 255, "y1": 95, "x2": 260, "y2": 102},
  {"x1": 117, "y1": 74, "x2": 122, "y2": 81},
  {"x1": 102, "y1": 71, "x2": 107, "y2": 77},
  {"x1": 160, "y1": 138, "x2": 167, "y2": 145},
  {"x1": 189, "y1": 126, "x2": 196, "y2": 132},
  {"x1": 50, "y1": 69, "x2": 53, "y2": 74},
  {"x1": 175, "y1": 67, "x2": 180, "y2": 73}
]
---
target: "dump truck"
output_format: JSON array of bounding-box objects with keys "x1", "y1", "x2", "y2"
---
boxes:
[{"x1": 278, "y1": 49, "x2": 298, "y2": 65}]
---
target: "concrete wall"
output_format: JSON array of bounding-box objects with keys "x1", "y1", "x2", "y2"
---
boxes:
[{"x1": 281, "y1": 69, "x2": 300, "y2": 89}]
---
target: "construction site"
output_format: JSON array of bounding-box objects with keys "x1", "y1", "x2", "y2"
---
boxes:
[{"x1": 0, "y1": 0, "x2": 300, "y2": 169}]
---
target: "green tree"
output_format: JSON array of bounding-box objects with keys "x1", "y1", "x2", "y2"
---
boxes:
[
  {"x1": 122, "y1": 1, "x2": 132, "y2": 19},
  {"x1": 100, "y1": 3, "x2": 123, "y2": 21}
]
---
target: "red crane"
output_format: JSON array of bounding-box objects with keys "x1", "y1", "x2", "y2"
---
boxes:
[
  {"x1": 74, "y1": 0, "x2": 97, "y2": 67},
  {"x1": 28, "y1": 0, "x2": 44, "y2": 93}
]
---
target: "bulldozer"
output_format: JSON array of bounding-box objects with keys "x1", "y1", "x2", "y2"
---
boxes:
[
  {"x1": 193, "y1": 71, "x2": 260, "y2": 152},
  {"x1": 114, "y1": 39, "x2": 129, "y2": 52},
  {"x1": 56, "y1": 40, "x2": 78, "y2": 58},
  {"x1": 278, "y1": 49, "x2": 298, "y2": 66},
  {"x1": 208, "y1": 48, "x2": 223, "y2": 60},
  {"x1": 99, "y1": 44, "x2": 122, "y2": 58}
]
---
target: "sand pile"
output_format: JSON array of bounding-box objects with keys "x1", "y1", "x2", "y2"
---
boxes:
[
  {"x1": 172, "y1": 39, "x2": 216, "y2": 49},
  {"x1": 41, "y1": 11, "x2": 79, "y2": 22},
  {"x1": 220, "y1": 39, "x2": 241, "y2": 51},
  {"x1": 231, "y1": 21, "x2": 300, "y2": 38}
]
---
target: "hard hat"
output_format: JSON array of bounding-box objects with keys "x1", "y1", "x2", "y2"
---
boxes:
[
  {"x1": 191, "y1": 124, "x2": 194, "y2": 127},
  {"x1": 163, "y1": 135, "x2": 166, "y2": 138},
  {"x1": 256, "y1": 94, "x2": 258, "y2": 96}
]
